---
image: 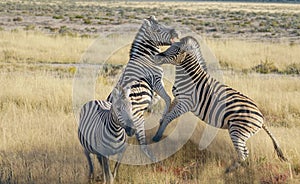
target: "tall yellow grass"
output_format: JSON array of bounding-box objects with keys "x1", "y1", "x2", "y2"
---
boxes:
[
  {"x1": 1, "y1": 31, "x2": 300, "y2": 72},
  {"x1": 206, "y1": 39, "x2": 300, "y2": 71},
  {"x1": 0, "y1": 31, "x2": 93, "y2": 63},
  {"x1": 0, "y1": 29, "x2": 300, "y2": 183},
  {"x1": 0, "y1": 69, "x2": 299, "y2": 183}
]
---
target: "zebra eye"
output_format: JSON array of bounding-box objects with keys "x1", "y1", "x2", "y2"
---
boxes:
[{"x1": 152, "y1": 26, "x2": 161, "y2": 33}]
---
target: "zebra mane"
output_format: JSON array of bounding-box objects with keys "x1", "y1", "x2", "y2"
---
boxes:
[
  {"x1": 180, "y1": 36, "x2": 207, "y2": 71},
  {"x1": 129, "y1": 19, "x2": 161, "y2": 60}
]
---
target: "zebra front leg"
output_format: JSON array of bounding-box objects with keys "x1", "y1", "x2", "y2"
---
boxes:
[
  {"x1": 112, "y1": 147, "x2": 126, "y2": 178},
  {"x1": 154, "y1": 81, "x2": 171, "y2": 119},
  {"x1": 134, "y1": 118, "x2": 157, "y2": 162},
  {"x1": 141, "y1": 144, "x2": 157, "y2": 162},
  {"x1": 101, "y1": 156, "x2": 113, "y2": 184},
  {"x1": 84, "y1": 150, "x2": 94, "y2": 182},
  {"x1": 152, "y1": 101, "x2": 189, "y2": 142}
]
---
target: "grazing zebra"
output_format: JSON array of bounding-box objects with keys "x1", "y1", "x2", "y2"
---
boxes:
[
  {"x1": 107, "y1": 16, "x2": 179, "y2": 161},
  {"x1": 152, "y1": 36, "x2": 288, "y2": 172},
  {"x1": 78, "y1": 85, "x2": 136, "y2": 183}
]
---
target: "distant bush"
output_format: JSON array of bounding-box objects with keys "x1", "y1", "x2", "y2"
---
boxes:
[
  {"x1": 24, "y1": 24, "x2": 35, "y2": 31},
  {"x1": 74, "y1": 15, "x2": 84, "y2": 19},
  {"x1": 13, "y1": 17, "x2": 23, "y2": 22},
  {"x1": 284, "y1": 63, "x2": 300, "y2": 75},
  {"x1": 83, "y1": 19, "x2": 92, "y2": 24},
  {"x1": 252, "y1": 60, "x2": 279, "y2": 74},
  {"x1": 101, "y1": 64, "x2": 123, "y2": 77},
  {"x1": 52, "y1": 15, "x2": 63, "y2": 19}
]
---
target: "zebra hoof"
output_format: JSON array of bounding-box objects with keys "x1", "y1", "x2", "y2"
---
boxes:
[
  {"x1": 225, "y1": 161, "x2": 241, "y2": 173},
  {"x1": 152, "y1": 135, "x2": 162, "y2": 142}
]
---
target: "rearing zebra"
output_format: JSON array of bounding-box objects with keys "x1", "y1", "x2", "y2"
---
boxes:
[
  {"x1": 152, "y1": 36, "x2": 288, "y2": 172},
  {"x1": 107, "y1": 16, "x2": 178, "y2": 161},
  {"x1": 78, "y1": 85, "x2": 136, "y2": 183}
]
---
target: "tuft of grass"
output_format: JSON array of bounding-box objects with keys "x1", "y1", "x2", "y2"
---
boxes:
[
  {"x1": 252, "y1": 59, "x2": 279, "y2": 74},
  {"x1": 284, "y1": 63, "x2": 300, "y2": 75},
  {"x1": 12, "y1": 17, "x2": 23, "y2": 22}
]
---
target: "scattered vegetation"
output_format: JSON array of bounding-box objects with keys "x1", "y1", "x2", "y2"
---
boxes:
[
  {"x1": 252, "y1": 60, "x2": 279, "y2": 74},
  {"x1": 285, "y1": 63, "x2": 300, "y2": 75},
  {"x1": 0, "y1": 1, "x2": 300, "y2": 42}
]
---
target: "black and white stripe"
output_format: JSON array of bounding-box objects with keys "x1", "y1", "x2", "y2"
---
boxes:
[
  {"x1": 152, "y1": 36, "x2": 288, "y2": 172},
  {"x1": 78, "y1": 86, "x2": 135, "y2": 183},
  {"x1": 107, "y1": 16, "x2": 178, "y2": 161}
]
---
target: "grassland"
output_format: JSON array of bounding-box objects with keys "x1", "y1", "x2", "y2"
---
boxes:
[
  {"x1": 1, "y1": 69, "x2": 299, "y2": 184},
  {"x1": 1, "y1": 1, "x2": 300, "y2": 183}
]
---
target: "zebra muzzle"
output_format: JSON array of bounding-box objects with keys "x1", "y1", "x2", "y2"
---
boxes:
[{"x1": 125, "y1": 126, "x2": 136, "y2": 137}]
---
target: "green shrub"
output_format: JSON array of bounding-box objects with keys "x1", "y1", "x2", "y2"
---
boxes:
[
  {"x1": 83, "y1": 19, "x2": 92, "y2": 24},
  {"x1": 74, "y1": 15, "x2": 84, "y2": 19},
  {"x1": 13, "y1": 17, "x2": 23, "y2": 22},
  {"x1": 252, "y1": 60, "x2": 279, "y2": 74},
  {"x1": 24, "y1": 24, "x2": 35, "y2": 31},
  {"x1": 52, "y1": 15, "x2": 63, "y2": 19},
  {"x1": 284, "y1": 63, "x2": 300, "y2": 75}
]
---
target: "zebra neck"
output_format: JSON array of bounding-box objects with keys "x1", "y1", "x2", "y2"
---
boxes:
[
  {"x1": 179, "y1": 57, "x2": 207, "y2": 82},
  {"x1": 129, "y1": 31, "x2": 160, "y2": 60}
]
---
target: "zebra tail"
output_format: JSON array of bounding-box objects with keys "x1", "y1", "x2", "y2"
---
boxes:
[{"x1": 262, "y1": 124, "x2": 288, "y2": 162}]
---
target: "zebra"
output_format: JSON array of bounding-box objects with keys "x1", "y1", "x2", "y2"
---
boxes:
[
  {"x1": 107, "y1": 16, "x2": 179, "y2": 161},
  {"x1": 152, "y1": 36, "x2": 288, "y2": 172},
  {"x1": 78, "y1": 85, "x2": 136, "y2": 183}
]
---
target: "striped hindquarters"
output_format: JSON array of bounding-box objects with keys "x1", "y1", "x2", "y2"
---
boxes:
[{"x1": 128, "y1": 80, "x2": 154, "y2": 144}]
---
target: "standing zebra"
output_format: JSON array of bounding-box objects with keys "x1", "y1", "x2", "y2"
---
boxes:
[
  {"x1": 78, "y1": 85, "x2": 136, "y2": 183},
  {"x1": 107, "y1": 16, "x2": 179, "y2": 161},
  {"x1": 152, "y1": 36, "x2": 288, "y2": 172}
]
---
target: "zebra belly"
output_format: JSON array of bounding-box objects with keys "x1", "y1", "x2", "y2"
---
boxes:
[
  {"x1": 191, "y1": 107, "x2": 228, "y2": 129},
  {"x1": 94, "y1": 136, "x2": 126, "y2": 156},
  {"x1": 190, "y1": 90, "x2": 229, "y2": 129}
]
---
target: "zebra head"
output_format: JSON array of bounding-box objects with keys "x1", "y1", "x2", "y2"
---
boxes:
[
  {"x1": 153, "y1": 36, "x2": 201, "y2": 66},
  {"x1": 111, "y1": 85, "x2": 136, "y2": 137},
  {"x1": 142, "y1": 16, "x2": 179, "y2": 46}
]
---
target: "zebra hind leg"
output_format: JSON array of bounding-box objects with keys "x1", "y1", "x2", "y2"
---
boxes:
[
  {"x1": 226, "y1": 128, "x2": 250, "y2": 173},
  {"x1": 84, "y1": 150, "x2": 94, "y2": 182}
]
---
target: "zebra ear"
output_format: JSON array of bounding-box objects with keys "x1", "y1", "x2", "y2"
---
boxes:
[
  {"x1": 149, "y1": 15, "x2": 157, "y2": 21},
  {"x1": 182, "y1": 45, "x2": 195, "y2": 54},
  {"x1": 143, "y1": 18, "x2": 151, "y2": 27},
  {"x1": 124, "y1": 86, "x2": 131, "y2": 98},
  {"x1": 112, "y1": 85, "x2": 122, "y2": 101}
]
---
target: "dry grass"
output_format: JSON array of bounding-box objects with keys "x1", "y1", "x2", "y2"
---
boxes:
[
  {"x1": 2, "y1": 30, "x2": 300, "y2": 72},
  {"x1": 0, "y1": 31, "x2": 93, "y2": 63},
  {"x1": 0, "y1": 68, "x2": 299, "y2": 183},
  {"x1": 206, "y1": 39, "x2": 300, "y2": 71}
]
